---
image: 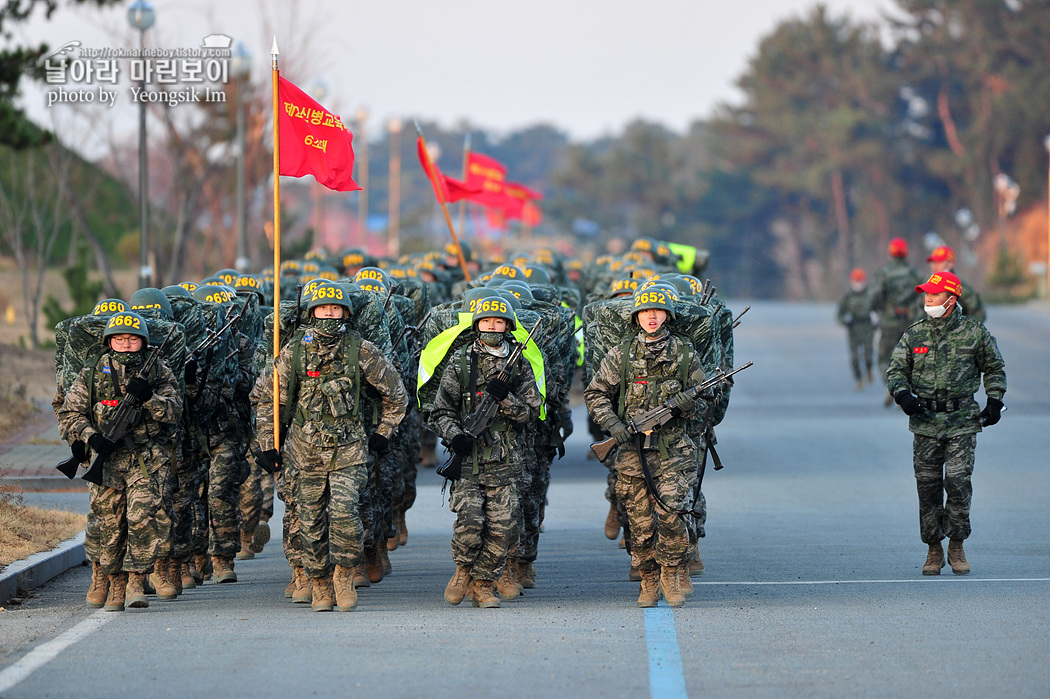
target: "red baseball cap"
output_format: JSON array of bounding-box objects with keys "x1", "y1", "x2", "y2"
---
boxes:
[
  {"x1": 926, "y1": 245, "x2": 956, "y2": 264},
  {"x1": 888, "y1": 237, "x2": 908, "y2": 257},
  {"x1": 849, "y1": 268, "x2": 867, "y2": 283},
  {"x1": 916, "y1": 271, "x2": 962, "y2": 296}
]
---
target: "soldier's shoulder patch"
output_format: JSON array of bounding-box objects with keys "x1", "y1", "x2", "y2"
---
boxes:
[
  {"x1": 303, "y1": 333, "x2": 314, "y2": 343},
  {"x1": 101, "y1": 365, "x2": 112, "y2": 374},
  {"x1": 913, "y1": 346, "x2": 930, "y2": 354}
]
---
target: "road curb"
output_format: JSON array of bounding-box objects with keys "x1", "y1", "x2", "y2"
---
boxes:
[
  {"x1": 0, "y1": 532, "x2": 86, "y2": 605},
  {"x1": 0, "y1": 476, "x2": 89, "y2": 493}
]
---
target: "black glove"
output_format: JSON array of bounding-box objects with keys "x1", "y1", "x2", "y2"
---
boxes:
[
  {"x1": 71, "y1": 439, "x2": 87, "y2": 462},
  {"x1": 368, "y1": 433, "x2": 390, "y2": 454},
  {"x1": 486, "y1": 376, "x2": 511, "y2": 401},
  {"x1": 670, "y1": 392, "x2": 695, "y2": 416},
  {"x1": 184, "y1": 356, "x2": 198, "y2": 385},
  {"x1": 894, "y1": 391, "x2": 924, "y2": 416},
  {"x1": 606, "y1": 420, "x2": 631, "y2": 446},
  {"x1": 979, "y1": 397, "x2": 1003, "y2": 427},
  {"x1": 88, "y1": 432, "x2": 117, "y2": 457},
  {"x1": 451, "y1": 433, "x2": 474, "y2": 455},
  {"x1": 254, "y1": 449, "x2": 283, "y2": 474},
  {"x1": 125, "y1": 376, "x2": 154, "y2": 403}
]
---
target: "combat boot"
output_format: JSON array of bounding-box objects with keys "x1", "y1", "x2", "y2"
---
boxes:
[
  {"x1": 352, "y1": 563, "x2": 370, "y2": 589},
  {"x1": 292, "y1": 567, "x2": 312, "y2": 604},
  {"x1": 687, "y1": 556, "x2": 705, "y2": 576},
  {"x1": 922, "y1": 542, "x2": 945, "y2": 575},
  {"x1": 180, "y1": 561, "x2": 198, "y2": 589},
  {"x1": 617, "y1": 535, "x2": 626, "y2": 550},
  {"x1": 333, "y1": 565, "x2": 358, "y2": 611},
  {"x1": 149, "y1": 559, "x2": 177, "y2": 600},
  {"x1": 194, "y1": 553, "x2": 211, "y2": 582},
  {"x1": 444, "y1": 566, "x2": 472, "y2": 606},
  {"x1": 126, "y1": 572, "x2": 149, "y2": 608},
  {"x1": 677, "y1": 566, "x2": 694, "y2": 597},
  {"x1": 397, "y1": 508, "x2": 408, "y2": 547},
  {"x1": 236, "y1": 531, "x2": 255, "y2": 560},
  {"x1": 947, "y1": 539, "x2": 970, "y2": 575},
  {"x1": 637, "y1": 569, "x2": 660, "y2": 608},
  {"x1": 517, "y1": 560, "x2": 536, "y2": 589},
  {"x1": 104, "y1": 572, "x2": 127, "y2": 612},
  {"x1": 470, "y1": 579, "x2": 501, "y2": 608},
  {"x1": 284, "y1": 569, "x2": 296, "y2": 599},
  {"x1": 629, "y1": 565, "x2": 641, "y2": 582},
  {"x1": 311, "y1": 575, "x2": 334, "y2": 612},
  {"x1": 169, "y1": 559, "x2": 183, "y2": 595},
  {"x1": 604, "y1": 502, "x2": 620, "y2": 540},
  {"x1": 365, "y1": 547, "x2": 384, "y2": 584},
  {"x1": 496, "y1": 563, "x2": 522, "y2": 600},
  {"x1": 251, "y1": 520, "x2": 271, "y2": 554},
  {"x1": 380, "y1": 545, "x2": 392, "y2": 576},
  {"x1": 387, "y1": 507, "x2": 401, "y2": 551},
  {"x1": 212, "y1": 556, "x2": 237, "y2": 583},
  {"x1": 660, "y1": 566, "x2": 686, "y2": 607},
  {"x1": 86, "y1": 561, "x2": 109, "y2": 608}
]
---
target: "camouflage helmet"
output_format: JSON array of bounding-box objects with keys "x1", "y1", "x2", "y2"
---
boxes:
[
  {"x1": 660, "y1": 275, "x2": 696, "y2": 298},
  {"x1": 129, "y1": 287, "x2": 174, "y2": 320},
  {"x1": 304, "y1": 248, "x2": 328, "y2": 262},
  {"x1": 445, "y1": 240, "x2": 474, "y2": 262},
  {"x1": 632, "y1": 286, "x2": 676, "y2": 322},
  {"x1": 102, "y1": 311, "x2": 149, "y2": 342},
  {"x1": 354, "y1": 266, "x2": 389, "y2": 287},
  {"x1": 192, "y1": 285, "x2": 233, "y2": 306},
  {"x1": 489, "y1": 264, "x2": 527, "y2": 283},
  {"x1": 306, "y1": 281, "x2": 352, "y2": 314},
  {"x1": 472, "y1": 295, "x2": 516, "y2": 331},
  {"x1": 460, "y1": 287, "x2": 501, "y2": 314},
  {"x1": 316, "y1": 266, "x2": 340, "y2": 282},
  {"x1": 356, "y1": 279, "x2": 388, "y2": 296},
  {"x1": 495, "y1": 289, "x2": 523, "y2": 311},
  {"x1": 301, "y1": 278, "x2": 326, "y2": 303},
  {"x1": 178, "y1": 281, "x2": 198, "y2": 293},
  {"x1": 162, "y1": 285, "x2": 193, "y2": 300},
  {"x1": 679, "y1": 275, "x2": 704, "y2": 297},
  {"x1": 91, "y1": 298, "x2": 128, "y2": 317},
  {"x1": 609, "y1": 278, "x2": 639, "y2": 297},
  {"x1": 214, "y1": 268, "x2": 239, "y2": 286},
  {"x1": 280, "y1": 260, "x2": 302, "y2": 276},
  {"x1": 500, "y1": 281, "x2": 535, "y2": 303},
  {"x1": 341, "y1": 249, "x2": 367, "y2": 272},
  {"x1": 234, "y1": 274, "x2": 265, "y2": 300},
  {"x1": 522, "y1": 265, "x2": 552, "y2": 286}
]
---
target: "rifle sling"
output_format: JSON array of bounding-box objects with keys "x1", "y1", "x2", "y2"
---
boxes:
[{"x1": 634, "y1": 434, "x2": 698, "y2": 519}]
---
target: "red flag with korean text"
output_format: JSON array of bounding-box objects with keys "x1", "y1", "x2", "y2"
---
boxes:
[
  {"x1": 464, "y1": 152, "x2": 510, "y2": 209},
  {"x1": 502, "y1": 181, "x2": 544, "y2": 220},
  {"x1": 277, "y1": 75, "x2": 361, "y2": 192},
  {"x1": 416, "y1": 137, "x2": 479, "y2": 203}
]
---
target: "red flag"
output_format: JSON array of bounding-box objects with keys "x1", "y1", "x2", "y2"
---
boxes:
[
  {"x1": 522, "y1": 201, "x2": 543, "y2": 227},
  {"x1": 277, "y1": 75, "x2": 360, "y2": 192},
  {"x1": 416, "y1": 137, "x2": 479, "y2": 203},
  {"x1": 464, "y1": 152, "x2": 510, "y2": 209}
]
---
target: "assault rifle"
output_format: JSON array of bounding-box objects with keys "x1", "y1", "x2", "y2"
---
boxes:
[
  {"x1": 732, "y1": 305, "x2": 751, "y2": 329},
  {"x1": 437, "y1": 319, "x2": 542, "y2": 480},
  {"x1": 57, "y1": 326, "x2": 177, "y2": 484},
  {"x1": 403, "y1": 309, "x2": 432, "y2": 346},
  {"x1": 186, "y1": 302, "x2": 244, "y2": 370},
  {"x1": 589, "y1": 361, "x2": 753, "y2": 464}
]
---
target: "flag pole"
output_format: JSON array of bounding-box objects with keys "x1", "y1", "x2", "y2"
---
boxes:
[
  {"x1": 271, "y1": 36, "x2": 282, "y2": 451},
  {"x1": 414, "y1": 119, "x2": 471, "y2": 282},
  {"x1": 456, "y1": 131, "x2": 471, "y2": 245}
]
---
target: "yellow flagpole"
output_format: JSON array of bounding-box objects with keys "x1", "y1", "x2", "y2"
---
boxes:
[
  {"x1": 271, "y1": 37, "x2": 282, "y2": 451},
  {"x1": 415, "y1": 119, "x2": 471, "y2": 282}
]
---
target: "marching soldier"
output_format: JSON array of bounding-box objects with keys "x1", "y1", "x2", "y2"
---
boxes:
[
  {"x1": 869, "y1": 237, "x2": 924, "y2": 405},
  {"x1": 837, "y1": 268, "x2": 876, "y2": 390},
  {"x1": 927, "y1": 246, "x2": 986, "y2": 323},
  {"x1": 887, "y1": 271, "x2": 1005, "y2": 576}
]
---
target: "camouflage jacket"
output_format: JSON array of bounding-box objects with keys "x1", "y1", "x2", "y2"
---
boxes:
[
  {"x1": 58, "y1": 349, "x2": 182, "y2": 487},
  {"x1": 584, "y1": 331, "x2": 706, "y2": 476},
  {"x1": 252, "y1": 327, "x2": 407, "y2": 451},
  {"x1": 837, "y1": 288, "x2": 874, "y2": 328},
  {"x1": 868, "y1": 258, "x2": 924, "y2": 325},
  {"x1": 430, "y1": 338, "x2": 542, "y2": 486},
  {"x1": 886, "y1": 310, "x2": 1006, "y2": 438}
]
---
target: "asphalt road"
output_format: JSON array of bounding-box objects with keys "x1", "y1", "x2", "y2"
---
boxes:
[{"x1": 2, "y1": 301, "x2": 1048, "y2": 698}]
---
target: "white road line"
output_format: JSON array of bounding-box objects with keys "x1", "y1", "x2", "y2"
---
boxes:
[
  {"x1": 690, "y1": 577, "x2": 1050, "y2": 586},
  {"x1": 0, "y1": 612, "x2": 114, "y2": 694},
  {"x1": 645, "y1": 602, "x2": 689, "y2": 699}
]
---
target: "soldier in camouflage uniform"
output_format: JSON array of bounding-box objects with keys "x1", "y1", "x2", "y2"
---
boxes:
[
  {"x1": 836, "y1": 268, "x2": 876, "y2": 390},
  {"x1": 868, "y1": 237, "x2": 925, "y2": 405},
  {"x1": 927, "y1": 246, "x2": 986, "y2": 323},
  {"x1": 252, "y1": 281, "x2": 407, "y2": 612},
  {"x1": 887, "y1": 271, "x2": 1006, "y2": 576},
  {"x1": 585, "y1": 289, "x2": 708, "y2": 608},
  {"x1": 58, "y1": 311, "x2": 182, "y2": 611},
  {"x1": 430, "y1": 298, "x2": 542, "y2": 609}
]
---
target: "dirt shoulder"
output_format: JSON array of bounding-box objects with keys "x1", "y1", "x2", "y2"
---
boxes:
[
  {"x1": 0, "y1": 490, "x2": 86, "y2": 570},
  {"x1": 0, "y1": 343, "x2": 57, "y2": 445}
]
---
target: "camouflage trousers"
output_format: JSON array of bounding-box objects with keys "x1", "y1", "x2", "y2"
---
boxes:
[
  {"x1": 519, "y1": 450, "x2": 553, "y2": 563},
  {"x1": 913, "y1": 433, "x2": 976, "y2": 544},
  {"x1": 287, "y1": 433, "x2": 371, "y2": 577},
  {"x1": 615, "y1": 469, "x2": 697, "y2": 570},
  {"x1": 450, "y1": 478, "x2": 519, "y2": 581},
  {"x1": 847, "y1": 324, "x2": 875, "y2": 381},
  {"x1": 206, "y1": 430, "x2": 249, "y2": 558},
  {"x1": 261, "y1": 472, "x2": 275, "y2": 520},
  {"x1": 400, "y1": 408, "x2": 422, "y2": 512},
  {"x1": 238, "y1": 459, "x2": 264, "y2": 536},
  {"x1": 171, "y1": 443, "x2": 204, "y2": 561},
  {"x1": 604, "y1": 455, "x2": 633, "y2": 554},
  {"x1": 277, "y1": 462, "x2": 303, "y2": 567},
  {"x1": 371, "y1": 448, "x2": 403, "y2": 543},
  {"x1": 89, "y1": 461, "x2": 173, "y2": 575}
]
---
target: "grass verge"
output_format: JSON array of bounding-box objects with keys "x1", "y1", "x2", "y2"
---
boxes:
[{"x1": 0, "y1": 487, "x2": 87, "y2": 570}]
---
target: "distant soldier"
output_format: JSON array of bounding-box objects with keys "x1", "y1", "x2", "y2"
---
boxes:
[
  {"x1": 430, "y1": 298, "x2": 542, "y2": 609},
  {"x1": 252, "y1": 282, "x2": 407, "y2": 612},
  {"x1": 58, "y1": 311, "x2": 182, "y2": 611},
  {"x1": 584, "y1": 289, "x2": 709, "y2": 608},
  {"x1": 927, "y1": 246, "x2": 986, "y2": 323},
  {"x1": 869, "y1": 237, "x2": 924, "y2": 405},
  {"x1": 836, "y1": 268, "x2": 876, "y2": 390},
  {"x1": 886, "y1": 272, "x2": 1006, "y2": 576}
]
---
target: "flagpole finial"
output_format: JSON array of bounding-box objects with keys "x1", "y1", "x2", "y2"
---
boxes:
[
  {"x1": 412, "y1": 118, "x2": 423, "y2": 137},
  {"x1": 271, "y1": 36, "x2": 279, "y2": 57}
]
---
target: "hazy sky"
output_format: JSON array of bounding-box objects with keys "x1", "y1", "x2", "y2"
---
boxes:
[{"x1": 12, "y1": 0, "x2": 896, "y2": 143}]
